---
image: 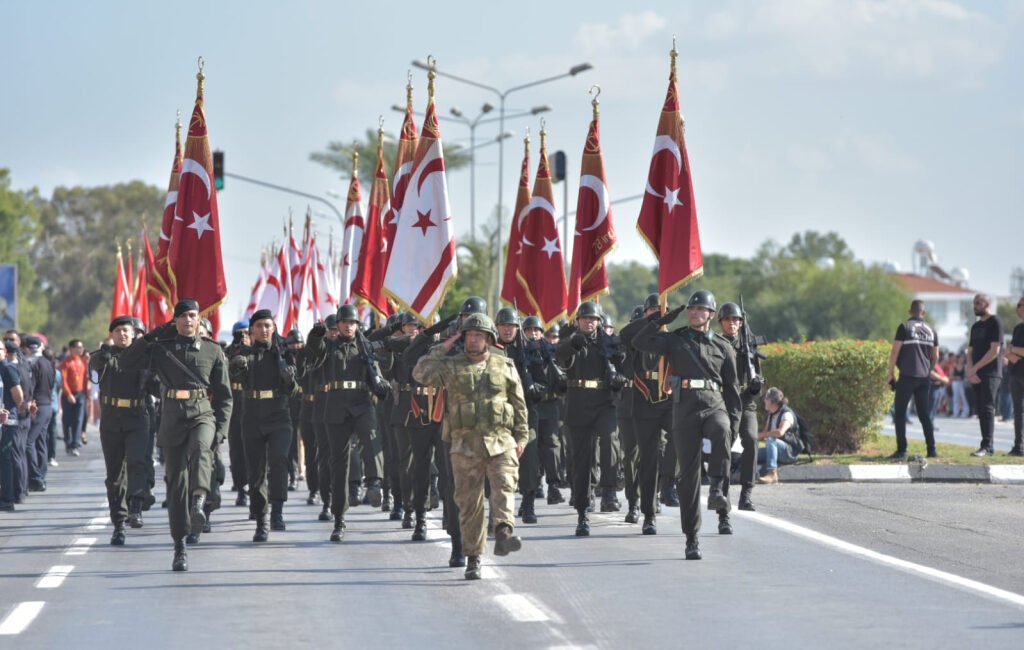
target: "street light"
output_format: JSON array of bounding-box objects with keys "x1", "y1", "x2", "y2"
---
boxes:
[{"x1": 411, "y1": 59, "x2": 592, "y2": 304}]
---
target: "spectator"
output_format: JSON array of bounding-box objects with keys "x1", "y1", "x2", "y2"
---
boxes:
[
  {"x1": 967, "y1": 293, "x2": 1004, "y2": 457},
  {"x1": 25, "y1": 336, "x2": 55, "y2": 491},
  {"x1": 950, "y1": 353, "x2": 970, "y2": 418},
  {"x1": 930, "y1": 360, "x2": 951, "y2": 421},
  {"x1": 59, "y1": 339, "x2": 89, "y2": 456},
  {"x1": 1003, "y1": 296, "x2": 1024, "y2": 456},
  {"x1": 5, "y1": 332, "x2": 35, "y2": 503},
  {"x1": 1, "y1": 342, "x2": 24, "y2": 510},
  {"x1": 886, "y1": 300, "x2": 939, "y2": 460},
  {"x1": 45, "y1": 348, "x2": 61, "y2": 468},
  {"x1": 756, "y1": 387, "x2": 801, "y2": 484}
]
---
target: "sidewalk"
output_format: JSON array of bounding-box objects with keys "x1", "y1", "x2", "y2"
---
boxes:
[{"x1": 778, "y1": 461, "x2": 1024, "y2": 484}]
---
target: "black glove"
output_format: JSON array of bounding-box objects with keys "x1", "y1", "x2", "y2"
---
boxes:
[
  {"x1": 279, "y1": 365, "x2": 296, "y2": 385},
  {"x1": 527, "y1": 382, "x2": 549, "y2": 400},
  {"x1": 657, "y1": 306, "x2": 686, "y2": 326},
  {"x1": 608, "y1": 372, "x2": 628, "y2": 391},
  {"x1": 229, "y1": 355, "x2": 248, "y2": 372},
  {"x1": 747, "y1": 376, "x2": 764, "y2": 396},
  {"x1": 371, "y1": 377, "x2": 392, "y2": 400},
  {"x1": 570, "y1": 332, "x2": 587, "y2": 350},
  {"x1": 369, "y1": 339, "x2": 386, "y2": 354},
  {"x1": 309, "y1": 322, "x2": 327, "y2": 340}
]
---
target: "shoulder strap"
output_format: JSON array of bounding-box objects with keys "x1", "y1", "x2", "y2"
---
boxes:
[{"x1": 155, "y1": 342, "x2": 209, "y2": 388}]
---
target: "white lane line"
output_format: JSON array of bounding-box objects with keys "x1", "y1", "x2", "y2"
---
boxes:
[
  {"x1": 86, "y1": 516, "x2": 108, "y2": 531},
  {"x1": 494, "y1": 593, "x2": 550, "y2": 622},
  {"x1": 64, "y1": 537, "x2": 97, "y2": 556},
  {"x1": 36, "y1": 566, "x2": 74, "y2": 589},
  {"x1": 741, "y1": 511, "x2": 1024, "y2": 609},
  {"x1": 0, "y1": 602, "x2": 45, "y2": 636}
]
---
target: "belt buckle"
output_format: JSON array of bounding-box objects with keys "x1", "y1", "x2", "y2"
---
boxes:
[
  {"x1": 584, "y1": 380, "x2": 599, "y2": 389},
  {"x1": 691, "y1": 379, "x2": 706, "y2": 389},
  {"x1": 258, "y1": 390, "x2": 274, "y2": 399},
  {"x1": 174, "y1": 390, "x2": 191, "y2": 399},
  {"x1": 117, "y1": 398, "x2": 132, "y2": 408}
]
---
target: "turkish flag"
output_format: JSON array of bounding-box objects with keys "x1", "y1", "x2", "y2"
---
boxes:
[
  {"x1": 168, "y1": 73, "x2": 227, "y2": 334},
  {"x1": 142, "y1": 230, "x2": 171, "y2": 325},
  {"x1": 153, "y1": 120, "x2": 182, "y2": 303},
  {"x1": 636, "y1": 64, "x2": 703, "y2": 297},
  {"x1": 500, "y1": 138, "x2": 532, "y2": 313},
  {"x1": 352, "y1": 138, "x2": 393, "y2": 318},
  {"x1": 111, "y1": 247, "x2": 131, "y2": 321},
  {"x1": 516, "y1": 136, "x2": 567, "y2": 327},
  {"x1": 339, "y1": 173, "x2": 365, "y2": 305},
  {"x1": 382, "y1": 91, "x2": 419, "y2": 284},
  {"x1": 132, "y1": 248, "x2": 149, "y2": 328},
  {"x1": 569, "y1": 112, "x2": 617, "y2": 318},
  {"x1": 383, "y1": 93, "x2": 457, "y2": 323}
]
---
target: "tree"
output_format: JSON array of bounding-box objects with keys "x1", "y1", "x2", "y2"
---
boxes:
[
  {"x1": 782, "y1": 230, "x2": 855, "y2": 262},
  {"x1": 0, "y1": 169, "x2": 47, "y2": 332},
  {"x1": 32, "y1": 181, "x2": 164, "y2": 346},
  {"x1": 310, "y1": 128, "x2": 471, "y2": 183}
]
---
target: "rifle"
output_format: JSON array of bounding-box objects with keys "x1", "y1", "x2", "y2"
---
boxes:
[
  {"x1": 596, "y1": 326, "x2": 627, "y2": 392},
  {"x1": 738, "y1": 295, "x2": 767, "y2": 396},
  {"x1": 356, "y1": 329, "x2": 390, "y2": 398}
]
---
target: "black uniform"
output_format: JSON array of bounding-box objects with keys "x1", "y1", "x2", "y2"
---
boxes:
[
  {"x1": 723, "y1": 334, "x2": 761, "y2": 496},
  {"x1": 526, "y1": 338, "x2": 565, "y2": 495},
  {"x1": 225, "y1": 340, "x2": 248, "y2": 503},
  {"x1": 632, "y1": 322, "x2": 741, "y2": 540},
  {"x1": 294, "y1": 347, "x2": 319, "y2": 501}
]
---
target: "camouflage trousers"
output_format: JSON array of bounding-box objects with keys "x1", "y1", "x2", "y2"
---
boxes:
[{"x1": 450, "y1": 449, "x2": 519, "y2": 557}]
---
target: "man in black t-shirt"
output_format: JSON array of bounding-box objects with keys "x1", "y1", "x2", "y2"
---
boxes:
[
  {"x1": 967, "y1": 293, "x2": 1004, "y2": 456},
  {"x1": 887, "y1": 300, "x2": 939, "y2": 459},
  {"x1": 1002, "y1": 297, "x2": 1024, "y2": 456}
]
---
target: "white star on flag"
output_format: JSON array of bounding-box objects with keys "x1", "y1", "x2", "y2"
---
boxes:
[
  {"x1": 188, "y1": 211, "x2": 214, "y2": 239},
  {"x1": 541, "y1": 236, "x2": 561, "y2": 259},
  {"x1": 662, "y1": 187, "x2": 682, "y2": 212}
]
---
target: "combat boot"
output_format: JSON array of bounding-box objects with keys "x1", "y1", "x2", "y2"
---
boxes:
[
  {"x1": 738, "y1": 487, "x2": 755, "y2": 512},
  {"x1": 586, "y1": 491, "x2": 596, "y2": 513},
  {"x1": 330, "y1": 516, "x2": 345, "y2": 542},
  {"x1": 624, "y1": 501, "x2": 639, "y2": 524},
  {"x1": 707, "y1": 478, "x2": 729, "y2": 512},
  {"x1": 365, "y1": 479, "x2": 383, "y2": 508},
  {"x1": 318, "y1": 502, "x2": 332, "y2": 522},
  {"x1": 494, "y1": 523, "x2": 523, "y2": 556},
  {"x1": 718, "y1": 510, "x2": 733, "y2": 535},
  {"x1": 110, "y1": 522, "x2": 126, "y2": 546},
  {"x1": 575, "y1": 512, "x2": 591, "y2": 537},
  {"x1": 185, "y1": 532, "x2": 200, "y2": 545},
  {"x1": 600, "y1": 487, "x2": 618, "y2": 513},
  {"x1": 172, "y1": 540, "x2": 188, "y2": 572},
  {"x1": 389, "y1": 503, "x2": 403, "y2": 521},
  {"x1": 663, "y1": 485, "x2": 680, "y2": 507},
  {"x1": 189, "y1": 493, "x2": 207, "y2": 536},
  {"x1": 547, "y1": 484, "x2": 564, "y2": 505},
  {"x1": 235, "y1": 489, "x2": 248, "y2": 507},
  {"x1": 253, "y1": 516, "x2": 269, "y2": 543},
  {"x1": 202, "y1": 503, "x2": 213, "y2": 533},
  {"x1": 449, "y1": 540, "x2": 465, "y2": 568},
  {"x1": 270, "y1": 501, "x2": 286, "y2": 531},
  {"x1": 429, "y1": 475, "x2": 440, "y2": 510},
  {"x1": 465, "y1": 556, "x2": 482, "y2": 580},
  {"x1": 642, "y1": 515, "x2": 657, "y2": 535},
  {"x1": 306, "y1": 490, "x2": 318, "y2": 506},
  {"x1": 521, "y1": 492, "x2": 538, "y2": 524},
  {"x1": 685, "y1": 535, "x2": 702, "y2": 560},
  {"x1": 412, "y1": 515, "x2": 428, "y2": 541},
  {"x1": 402, "y1": 508, "x2": 415, "y2": 529},
  {"x1": 381, "y1": 488, "x2": 393, "y2": 513},
  {"x1": 128, "y1": 497, "x2": 144, "y2": 529},
  {"x1": 348, "y1": 483, "x2": 362, "y2": 507},
  {"x1": 536, "y1": 483, "x2": 545, "y2": 500}
]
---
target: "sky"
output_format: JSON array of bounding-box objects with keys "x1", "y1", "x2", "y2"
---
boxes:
[{"x1": 3, "y1": 0, "x2": 1022, "y2": 321}]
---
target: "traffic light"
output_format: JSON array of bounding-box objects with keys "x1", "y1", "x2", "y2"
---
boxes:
[
  {"x1": 213, "y1": 150, "x2": 224, "y2": 190},
  {"x1": 552, "y1": 150, "x2": 567, "y2": 183}
]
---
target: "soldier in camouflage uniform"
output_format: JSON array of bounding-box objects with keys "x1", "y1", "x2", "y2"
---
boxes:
[{"x1": 413, "y1": 313, "x2": 529, "y2": 580}]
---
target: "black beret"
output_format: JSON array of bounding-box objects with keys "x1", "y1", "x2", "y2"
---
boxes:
[
  {"x1": 174, "y1": 299, "x2": 200, "y2": 317},
  {"x1": 249, "y1": 309, "x2": 274, "y2": 327},
  {"x1": 109, "y1": 315, "x2": 134, "y2": 332}
]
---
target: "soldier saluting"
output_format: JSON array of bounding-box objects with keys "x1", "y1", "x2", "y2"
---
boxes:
[
  {"x1": 119, "y1": 299, "x2": 232, "y2": 572},
  {"x1": 632, "y1": 290, "x2": 741, "y2": 560}
]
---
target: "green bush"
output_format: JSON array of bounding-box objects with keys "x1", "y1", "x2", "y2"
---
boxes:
[{"x1": 760, "y1": 340, "x2": 892, "y2": 454}]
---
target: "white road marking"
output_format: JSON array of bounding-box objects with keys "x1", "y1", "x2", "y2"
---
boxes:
[
  {"x1": 846, "y1": 465, "x2": 911, "y2": 481},
  {"x1": 988, "y1": 465, "x2": 1024, "y2": 483},
  {"x1": 64, "y1": 537, "x2": 97, "y2": 556},
  {"x1": 86, "y1": 516, "x2": 108, "y2": 531},
  {"x1": 36, "y1": 566, "x2": 74, "y2": 589},
  {"x1": 494, "y1": 593, "x2": 550, "y2": 622},
  {"x1": 0, "y1": 602, "x2": 45, "y2": 635},
  {"x1": 741, "y1": 510, "x2": 1024, "y2": 609}
]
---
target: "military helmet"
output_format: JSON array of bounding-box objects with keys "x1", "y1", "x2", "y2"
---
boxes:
[
  {"x1": 385, "y1": 312, "x2": 403, "y2": 330},
  {"x1": 336, "y1": 304, "x2": 360, "y2": 323},
  {"x1": 630, "y1": 305, "x2": 645, "y2": 322},
  {"x1": 231, "y1": 320, "x2": 249, "y2": 333},
  {"x1": 400, "y1": 311, "x2": 423, "y2": 328},
  {"x1": 643, "y1": 293, "x2": 660, "y2": 311},
  {"x1": 324, "y1": 314, "x2": 338, "y2": 329},
  {"x1": 687, "y1": 290, "x2": 717, "y2": 312},
  {"x1": 576, "y1": 301, "x2": 602, "y2": 320},
  {"x1": 522, "y1": 316, "x2": 543, "y2": 332},
  {"x1": 285, "y1": 329, "x2": 304, "y2": 345},
  {"x1": 718, "y1": 302, "x2": 743, "y2": 321},
  {"x1": 495, "y1": 307, "x2": 520, "y2": 327},
  {"x1": 459, "y1": 312, "x2": 497, "y2": 341},
  {"x1": 602, "y1": 313, "x2": 614, "y2": 329},
  {"x1": 460, "y1": 295, "x2": 488, "y2": 315},
  {"x1": 131, "y1": 317, "x2": 147, "y2": 334},
  {"x1": 200, "y1": 318, "x2": 213, "y2": 335}
]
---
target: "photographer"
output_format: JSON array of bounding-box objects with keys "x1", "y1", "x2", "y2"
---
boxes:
[{"x1": 756, "y1": 387, "x2": 800, "y2": 484}]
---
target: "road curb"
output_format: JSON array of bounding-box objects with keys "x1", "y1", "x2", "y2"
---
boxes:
[{"x1": 776, "y1": 464, "x2": 1024, "y2": 484}]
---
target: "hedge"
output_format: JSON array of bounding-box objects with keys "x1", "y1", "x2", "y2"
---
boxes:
[{"x1": 759, "y1": 339, "x2": 892, "y2": 454}]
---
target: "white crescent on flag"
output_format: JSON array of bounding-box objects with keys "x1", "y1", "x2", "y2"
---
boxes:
[
  {"x1": 644, "y1": 135, "x2": 683, "y2": 198},
  {"x1": 576, "y1": 174, "x2": 609, "y2": 234}
]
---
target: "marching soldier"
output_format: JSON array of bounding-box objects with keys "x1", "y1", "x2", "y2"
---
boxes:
[
  {"x1": 632, "y1": 290, "x2": 741, "y2": 560},
  {"x1": 718, "y1": 302, "x2": 762, "y2": 516},
  {"x1": 226, "y1": 321, "x2": 250, "y2": 508},
  {"x1": 305, "y1": 304, "x2": 390, "y2": 542},
  {"x1": 286, "y1": 329, "x2": 319, "y2": 507},
  {"x1": 556, "y1": 301, "x2": 627, "y2": 536},
  {"x1": 308, "y1": 314, "x2": 338, "y2": 523},
  {"x1": 90, "y1": 315, "x2": 153, "y2": 545},
  {"x1": 119, "y1": 299, "x2": 232, "y2": 572},
  {"x1": 378, "y1": 312, "x2": 420, "y2": 526},
  {"x1": 616, "y1": 306, "x2": 643, "y2": 525},
  {"x1": 131, "y1": 318, "x2": 158, "y2": 515},
  {"x1": 228, "y1": 309, "x2": 298, "y2": 541},
  {"x1": 413, "y1": 313, "x2": 528, "y2": 580},
  {"x1": 522, "y1": 316, "x2": 566, "y2": 504}
]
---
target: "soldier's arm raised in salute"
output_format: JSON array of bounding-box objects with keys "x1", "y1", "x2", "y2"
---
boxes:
[
  {"x1": 631, "y1": 318, "x2": 673, "y2": 357},
  {"x1": 411, "y1": 332, "x2": 459, "y2": 387}
]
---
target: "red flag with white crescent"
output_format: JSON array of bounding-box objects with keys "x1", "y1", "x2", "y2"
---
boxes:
[
  {"x1": 132, "y1": 248, "x2": 149, "y2": 328},
  {"x1": 339, "y1": 173, "x2": 365, "y2": 305},
  {"x1": 383, "y1": 78, "x2": 457, "y2": 323},
  {"x1": 516, "y1": 132, "x2": 567, "y2": 328},
  {"x1": 636, "y1": 52, "x2": 703, "y2": 298},
  {"x1": 142, "y1": 230, "x2": 171, "y2": 325},
  {"x1": 153, "y1": 120, "x2": 181, "y2": 303},
  {"x1": 167, "y1": 70, "x2": 228, "y2": 334},
  {"x1": 500, "y1": 137, "x2": 532, "y2": 312},
  {"x1": 569, "y1": 108, "x2": 617, "y2": 318},
  {"x1": 352, "y1": 134, "x2": 394, "y2": 317}
]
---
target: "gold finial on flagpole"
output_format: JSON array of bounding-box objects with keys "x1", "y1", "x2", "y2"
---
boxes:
[
  {"x1": 196, "y1": 56, "x2": 206, "y2": 99},
  {"x1": 524, "y1": 126, "x2": 530, "y2": 152},
  {"x1": 426, "y1": 55, "x2": 436, "y2": 100},
  {"x1": 351, "y1": 142, "x2": 359, "y2": 180},
  {"x1": 539, "y1": 118, "x2": 547, "y2": 150},
  {"x1": 589, "y1": 85, "x2": 601, "y2": 120},
  {"x1": 406, "y1": 70, "x2": 414, "y2": 109},
  {"x1": 670, "y1": 35, "x2": 678, "y2": 80},
  {"x1": 175, "y1": 110, "x2": 182, "y2": 145},
  {"x1": 116, "y1": 239, "x2": 122, "y2": 255}
]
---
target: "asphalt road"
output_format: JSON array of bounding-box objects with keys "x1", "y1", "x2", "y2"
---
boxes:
[
  {"x1": 2, "y1": 440, "x2": 1023, "y2": 649},
  {"x1": 881, "y1": 414, "x2": 1018, "y2": 451}
]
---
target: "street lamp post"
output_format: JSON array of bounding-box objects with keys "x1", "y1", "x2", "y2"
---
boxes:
[{"x1": 411, "y1": 60, "x2": 592, "y2": 304}]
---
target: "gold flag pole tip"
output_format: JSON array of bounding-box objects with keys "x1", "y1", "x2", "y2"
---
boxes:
[{"x1": 426, "y1": 55, "x2": 436, "y2": 99}]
